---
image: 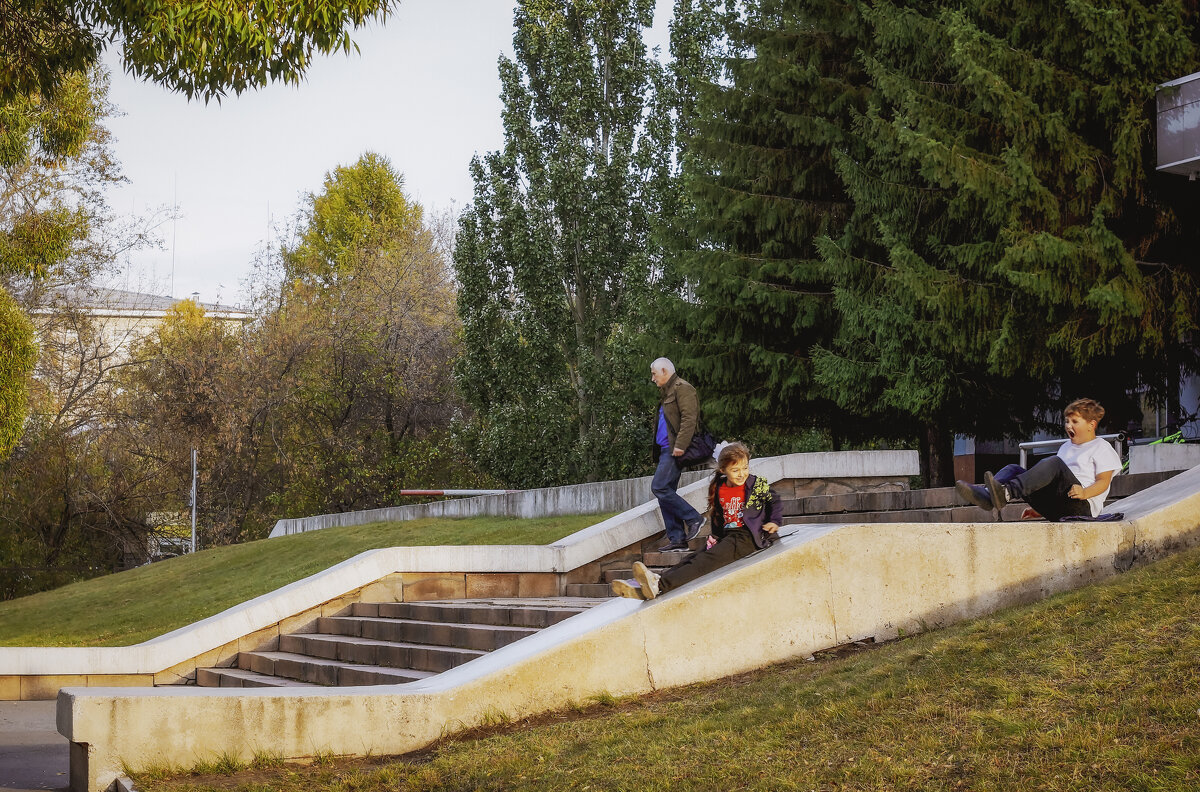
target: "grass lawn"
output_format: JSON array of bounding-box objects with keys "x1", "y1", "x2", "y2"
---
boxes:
[
  {"x1": 0, "y1": 512, "x2": 613, "y2": 648},
  {"x1": 136, "y1": 542, "x2": 1200, "y2": 792}
]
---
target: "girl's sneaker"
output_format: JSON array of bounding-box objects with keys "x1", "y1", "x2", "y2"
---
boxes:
[
  {"x1": 611, "y1": 579, "x2": 645, "y2": 599},
  {"x1": 632, "y1": 561, "x2": 662, "y2": 599}
]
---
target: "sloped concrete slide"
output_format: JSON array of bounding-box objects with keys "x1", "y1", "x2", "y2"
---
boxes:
[{"x1": 59, "y1": 466, "x2": 1200, "y2": 791}]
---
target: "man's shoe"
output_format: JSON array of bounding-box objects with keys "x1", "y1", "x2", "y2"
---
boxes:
[
  {"x1": 955, "y1": 480, "x2": 993, "y2": 511},
  {"x1": 683, "y1": 517, "x2": 707, "y2": 543},
  {"x1": 611, "y1": 579, "x2": 645, "y2": 599},
  {"x1": 632, "y1": 561, "x2": 662, "y2": 600},
  {"x1": 984, "y1": 471, "x2": 1008, "y2": 520},
  {"x1": 657, "y1": 541, "x2": 689, "y2": 552}
]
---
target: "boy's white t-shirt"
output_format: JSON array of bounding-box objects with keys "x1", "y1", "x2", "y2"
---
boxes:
[{"x1": 1056, "y1": 437, "x2": 1122, "y2": 516}]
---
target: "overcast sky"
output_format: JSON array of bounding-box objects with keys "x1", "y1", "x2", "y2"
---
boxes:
[{"x1": 101, "y1": 0, "x2": 673, "y2": 307}]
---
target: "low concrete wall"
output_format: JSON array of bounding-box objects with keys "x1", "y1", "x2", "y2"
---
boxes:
[
  {"x1": 269, "y1": 449, "x2": 918, "y2": 537},
  {"x1": 1129, "y1": 442, "x2": 1200, "y2": 474},
  {"x1": 60, "y1": 465, "x2": 1200, "y2": 792},
  {"x1": 269, "y1": 471, "x2": 712, "y2": 537}
]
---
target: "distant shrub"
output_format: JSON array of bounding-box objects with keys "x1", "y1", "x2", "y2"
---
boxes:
[{"x1": 0, "y1": 287, "x2": 36, "y2": 458}]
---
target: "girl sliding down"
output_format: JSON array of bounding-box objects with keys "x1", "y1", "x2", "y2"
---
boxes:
[{"x1": 612, "y1": 442, "x2": 782, "y2": 600}]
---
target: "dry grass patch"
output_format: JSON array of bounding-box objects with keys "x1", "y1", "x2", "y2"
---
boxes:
[{"x1": 137, "y1": 544, "x2": 1200, "y2": 791}]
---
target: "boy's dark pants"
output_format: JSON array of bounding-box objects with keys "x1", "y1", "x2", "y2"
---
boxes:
[
  {"x1": 659, "y1": 526, "x2": 758, "y2": 593},
  {"x1": 994, "y1": 458, "x2": 1092, "y2": 521}
]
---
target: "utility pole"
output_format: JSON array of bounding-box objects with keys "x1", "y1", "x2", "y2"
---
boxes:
[{"x1": 190, "y1": 449, "x2": 198, "y2": 554}]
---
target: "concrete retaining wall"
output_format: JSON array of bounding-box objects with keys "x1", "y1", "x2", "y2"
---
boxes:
[
  {"x1": 60, "y1": 465, "x2": 1200, "y2": 792},
  {"x1": 0, "y1": 451, "x2": 918, "y2": 698},
  {"x1": 269, "y1": 471, "x2": 713, "y2": 537},
  {"x1": 269, "y1": 449, "x2": 918, "y2": 537},
  {"x1": 1129, "y1": 442, "x2": 1200, "y2": 474}
]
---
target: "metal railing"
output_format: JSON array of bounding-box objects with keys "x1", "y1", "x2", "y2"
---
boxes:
[{"x1": 1018, "y1": 434, "x2": 1124, "y2": 468}]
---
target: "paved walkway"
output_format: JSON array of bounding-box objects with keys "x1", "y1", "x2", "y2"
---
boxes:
[{"x1": 0, "y1": 702, "x2": 67, "y2": 792}]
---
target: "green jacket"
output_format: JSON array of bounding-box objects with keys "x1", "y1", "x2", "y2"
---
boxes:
[{"x1": 654, "y1": 374, "x2": 700, "y2": 459}]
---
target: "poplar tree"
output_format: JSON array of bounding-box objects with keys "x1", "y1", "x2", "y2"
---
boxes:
[
  {"x1": 669, "y1": 0, "x2": 871, "y2": 446},
  {"x1": 454, "y1": 0, "x2": 663, "y2": 486},
  {"x1": 813, "y1": 0, "x2": 1200, "y2": 482}
]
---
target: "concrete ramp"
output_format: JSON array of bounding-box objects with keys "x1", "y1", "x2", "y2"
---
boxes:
[{"x1": 59, "y1": 466, "x2": 1200, "y2": 791}]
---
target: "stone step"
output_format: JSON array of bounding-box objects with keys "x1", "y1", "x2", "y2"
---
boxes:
[
  {"x1": 316, "y1": 615, "x2": 539, "y2": 651},
  {"x1": 782, "y1": 503, "x2": 1028, "y2": 525},
  {"x1": 277, "y1": 633, "x2": 481, "y2": 673},
  {"x1": 603, "y1": 566, "x2": 675, "y2": 584},
  {"x1": 643, "y1": 536, "x2": 707, "y2": 552},
  {"x1": 237, "y1": 651, "x2": 438, "y2": 685},
  {"x1": 565, "y1": 583, "x2": 614, "y2": 598},
  {"x1": 196, "y1": 666, "x2": 317, "y2": 688},
  {"x1": 779, "y1": 470, "x2": 1181, "y2": 518},
  {"x1": 353, "y1": 599, "x2": 596, "y2": 628},
  {"x1": 641, "y1": 550, "x2": 697, "y2": 567}
]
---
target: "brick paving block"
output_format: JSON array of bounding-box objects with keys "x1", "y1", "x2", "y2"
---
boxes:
[
  {"x1": 316, "y1": 616, "x2": 362, "y2": 637},
  {"x1": 351, "y1": 602, "x2": 381, "y2": 618},
  {"x1": 641, "y1": 551, "x2": 692, "y2": 567},
  {"x1": 565, "y1": 583, "x2": 613, "y2": 598},
  {"x1": 401, "y1": 573, "x2": 467, "y2": 602},
  {"x1": 603, "y1": 568, "x2": 634, "y2": 583},
  {"x1": 516, "y1": 573, "x2": 559, "y2": 598},
  {"x1": 465, "y1": 573, "x2": 521, "y2": 599}
]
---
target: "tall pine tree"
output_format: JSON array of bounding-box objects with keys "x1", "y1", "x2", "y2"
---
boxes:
[
  {"x1": 813, "y1": 0, "x2": 1200, "y2": 483},
  {"x1": 666, "y1": 0, "x2": 873, "y2": 449}
]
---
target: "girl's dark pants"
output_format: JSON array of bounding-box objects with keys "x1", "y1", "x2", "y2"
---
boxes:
[
  {"x1": 659, "y1": 525, "x2": 759, "y2": 594},
  {"x1": 995, "y1": 458, "x2": 1092, "y2": 521}
]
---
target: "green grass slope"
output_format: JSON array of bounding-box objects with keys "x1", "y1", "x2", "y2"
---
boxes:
[
  {"x1": 0, "y1": 513, "x2": 613, "y2": 647},
  {"x1": 140, "y1": 542, "x2": 1200, "y2": 792}
]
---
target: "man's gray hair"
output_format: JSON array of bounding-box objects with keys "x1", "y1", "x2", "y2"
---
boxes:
[{"x1": 651, "y1": 357, "x2": 675, "y2": 374}]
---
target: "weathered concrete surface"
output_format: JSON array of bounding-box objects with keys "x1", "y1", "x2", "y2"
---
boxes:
[
  {"x1": 270, "y1": 470, "x2": 714, "y2": 536},
  {"x1": 60, "y1": 465, "x2": 1200, "y2": 792},
  {"x1": 1129, "y1": 442, "x2": 1200, "y2": 474},
  {"x1": 0, "y1": 700, "x2": 67, "y2": 791},
  {"x1": 1, "y1": 451, "x2": 918, "y2": 696},
  {"x1": 270, "y1": 450, "x2": 918, "y2": 536}
]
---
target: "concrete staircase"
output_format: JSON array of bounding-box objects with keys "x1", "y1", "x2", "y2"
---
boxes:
[
  {"x1": 566, "y1": 537, "x2": 710, "y2": 598},
  {"x1": 782, "y1": 470, "x2": 1183, "y2": 525},
  {"x1": 196, "y1": 597, "x2": 608, "y2": 688},
  {"x1": 567, "y1": 471, "x2": 1188, "y2": 598}
]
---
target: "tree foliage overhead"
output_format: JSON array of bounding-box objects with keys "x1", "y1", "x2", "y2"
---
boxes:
[
  {"x1": 1, "y1": 0, "x2": 395, "y2": 104},
  {"x1": 678, "y1": 0, "x2": 1200, "y2": 482},
  {"x1": 454, "y1": 0, "x2": 666, "y2": 487},
  {"x1": 812, "y1": 0, "x2": 1200, "y2": 482},
  {"x1": 0, "y1": 67, "x2": 129, "y2": 460},
  {"x1": 668, "y1": 0, "x2": 869, "y2": 448}
]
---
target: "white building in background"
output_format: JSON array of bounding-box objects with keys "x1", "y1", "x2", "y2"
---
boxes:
[{"x1": 31, "y1": 286, "x2": 252, "y2": 361}]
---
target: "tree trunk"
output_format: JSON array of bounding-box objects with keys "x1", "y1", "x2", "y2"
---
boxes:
[{"x1": 922, "y1": 421, "x2": 955, "y2": 488}]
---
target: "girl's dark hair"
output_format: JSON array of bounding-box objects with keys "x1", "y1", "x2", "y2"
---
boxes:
[{"x1": 707, "y1": 442, "x2": 751, "y2": 515}]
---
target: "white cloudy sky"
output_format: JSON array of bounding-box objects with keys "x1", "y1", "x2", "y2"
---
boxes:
[{"x1": 100, "y1": 0, "x2": 673, "y2": 307}]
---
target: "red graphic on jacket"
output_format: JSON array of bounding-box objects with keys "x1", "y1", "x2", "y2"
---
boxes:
[{"x1": 718, "y1": 483, "x2": 744, "y2": 528}]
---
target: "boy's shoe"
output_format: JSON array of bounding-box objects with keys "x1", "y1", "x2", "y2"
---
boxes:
[
  {"x1": 632, "y1": 561, "x2": 662, "y2": 600},
  {"x1": 984, "y1": 471, "x2": 1008, "y2": 520},
  {"x1": 683, "y1": 516, "x2": 707, "y2": 543},
  {"x1": 955, "y1": 480, "x2": 993, "y2": 511},
  {"x1": 611, "y1": 579, "x2": 645, "y2": 600},
  {"x1": 657, "y1": 541, "x2": 689, "y2": 552}
]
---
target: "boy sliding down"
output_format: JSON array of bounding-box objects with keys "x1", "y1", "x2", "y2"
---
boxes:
[{"x1": 956, "y1": 398, "x2": 1121, "y2": 521}]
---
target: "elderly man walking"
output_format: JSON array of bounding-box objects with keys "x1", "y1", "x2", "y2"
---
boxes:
[{"x1": 650, "y1": 357, "x2": 706, "y2": 551}]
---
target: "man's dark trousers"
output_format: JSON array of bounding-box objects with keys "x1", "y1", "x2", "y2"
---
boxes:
[
  {"x1": 652, "y1": 452, "x2": 702, "y2": 545},
  {"x1": 994, "y1": 458, "x2": 1091, "y2": 521}
]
